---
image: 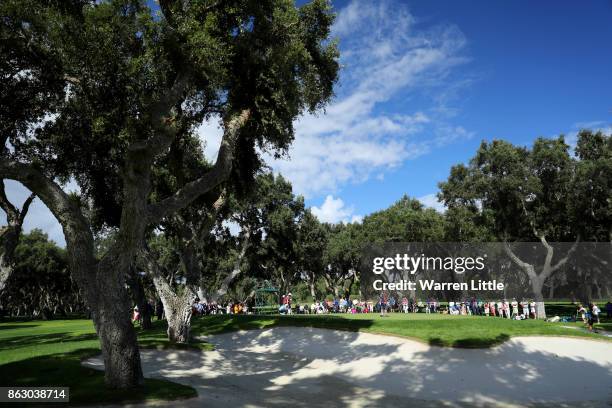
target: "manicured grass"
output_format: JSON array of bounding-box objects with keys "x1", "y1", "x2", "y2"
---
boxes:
[
  {"x1": 191, "y1": 312, "x2": 612, "y2": 348},
  {"x1": 137, "y1": 320, "x2": 214, "y2": 352},
  {"x1": 0, "y1": 319, "x2": 201, "y2": 406},
  {"x1": 1, "y1": 310, "x2": 609, "y2": 405}
]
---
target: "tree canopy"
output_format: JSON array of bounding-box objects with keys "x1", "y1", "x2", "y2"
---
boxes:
[{"x1": 1, "y1": 0, "x2": 338, "y2": 388}]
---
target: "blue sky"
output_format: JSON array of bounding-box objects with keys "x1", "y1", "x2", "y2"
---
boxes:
[
  {"x1": 3, "y1": 0, "x2": 612, "y2": 244},
  {"x1": 302, "y1": 0, "x2": 612, "y2": 222}
]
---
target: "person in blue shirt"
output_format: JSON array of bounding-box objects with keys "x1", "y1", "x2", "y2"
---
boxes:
[{"x1": 379, "y1": 291, "x2": 388, "y2": 317}]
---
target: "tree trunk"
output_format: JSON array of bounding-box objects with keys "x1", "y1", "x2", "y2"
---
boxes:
[
  {"x1": 0, "y1": 186, "x2": 35, "y2": 294},
  {"x1": 197, "y1": 287, "x2": 208, "y2": 303},
  {"x1": 531, "y1": 278, "x2": 546, "y2": 319},
  {"x1": 594, "y1": 278, "x2": 602, "y2": 300},
  {"x1": 166, "y1": 300, "x2": 193, "y2": 343},
  {"x1": 345, "y1": 274, "x2": 355, "y2": 299},
  {"x1": 0, "y1": 256, "x2": 11, "y2": 294},
  {"x1": 140, "y1": 305, "x2": 152, "y2": 330},
  {"x1": 152, "y1": 275, "x2": 195, "y2": 343},
  {"x1": 92, "y1": 281, "x2": 144, "y2": 388},
  {"x1": 309, "y1": 280, "x2": 317, "y2": 301}
]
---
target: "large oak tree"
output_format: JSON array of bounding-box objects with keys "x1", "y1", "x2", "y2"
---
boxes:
[{"x1": 0, "y1": 0, "x2": 337, "y2": 388}]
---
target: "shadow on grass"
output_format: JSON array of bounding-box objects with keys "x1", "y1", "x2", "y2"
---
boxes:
[
  {"x1": 139, "y1": 339, "x2": 214, "y2": 352},
  {"x1": 135, "y1": 320, "x2": 214, "y2": 351},
  {"x1": 0, "y1": 332, "x2": 99, "y2": 351},
  {"x1": 0, "y1": 348, "x2": 196, "y2": 406},
  {"x1": 429, "y1": 333, "x2": 511, "y2": 348},
  {"x1": 0, "y1": 324, "x2": 38, "y2": 331},
  {"x1": 191, "y1": 314, "x2": 377, "y2": 337},
  {"x1": 595, "y1": 321, "x2": 612, "y2": 331},
  {"x1": 193, "y1": 315, "x2": 525, "y2": 348}
]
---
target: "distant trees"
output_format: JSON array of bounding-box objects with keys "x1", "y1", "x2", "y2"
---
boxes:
[
  {"x1": 361, "y1": 197, "x2": 445, "y2": 243},
  {"x1": 297, "y1": 210, "x2": 328, "y2": 300},
  {"x1": 249, "y1": 174, "x2": 306, "y2": 297},
  {"x1": 0, "y1": 230, "x2": 85, "y2": 318},
  {"x1": 439, "y1": 130, "x2": 611, "y2": 317}
]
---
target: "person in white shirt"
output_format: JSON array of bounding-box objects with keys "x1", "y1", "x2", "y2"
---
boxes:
[
  {"x1": 592, "y1": 304, "x2": 601, "y2": 324},
  {"x1": 529, "y1": 301, "x2": 536, "y2": 319},
  {"x1": 521, "y1": 301, "x2": 529, "y2": 318},
  {"x1": 402, "y1": 297, "x2": 409, "y2": 313},
  {"x1": 511, "y1": 299, "x2": 519, "y2": 318},
  {"x1": 577, "y1": 304, "x2": 587, "y2": 323}
]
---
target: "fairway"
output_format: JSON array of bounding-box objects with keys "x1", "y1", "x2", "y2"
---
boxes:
[{"x1": 191, "y1": 312, "x2": 611, "y2": 348}]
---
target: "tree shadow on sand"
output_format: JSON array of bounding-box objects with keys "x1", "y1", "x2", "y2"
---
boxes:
[{"x1": 116, "y1": 327, "x2": 612, "y2": 408}]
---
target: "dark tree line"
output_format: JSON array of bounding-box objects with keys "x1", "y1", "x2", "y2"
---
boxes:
[{"x1": 0, "y1": 230, "x2": 86, "y2": 318}]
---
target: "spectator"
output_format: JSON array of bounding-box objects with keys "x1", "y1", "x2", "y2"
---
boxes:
[
  {"x1": 592, "y1": 303, "x2": 601, "y2": 324},
  {"x1": 132, "y1": 306, "x2": 140, "y2": 325}
]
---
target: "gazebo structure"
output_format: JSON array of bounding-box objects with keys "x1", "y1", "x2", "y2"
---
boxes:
[{"x1": 254, "y1": 281, "x2": 279, "y2": 315}]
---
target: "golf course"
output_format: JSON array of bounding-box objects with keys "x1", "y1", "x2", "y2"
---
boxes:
[
  {"x1": 1, "y1": 311, "x2": 611, "y2": 406},
  {"x1": 1, "y1": 0, "x2": 611, "y2": 407}
]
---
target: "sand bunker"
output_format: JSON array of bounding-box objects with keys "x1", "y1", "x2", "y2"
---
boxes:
[{"x1": 83, "y1": 327, "x2": 612, "y2": 407}]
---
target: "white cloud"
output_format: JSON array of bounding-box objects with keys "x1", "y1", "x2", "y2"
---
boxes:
[
  {"x1": 311, "y1": 195, "x2": 361, "y2": 224},
  {"x1": 562, "y1": 122, "x2": 611, "y2": 153},
  {"x1": 265, "y1": 0, "x2": 471, "y2": 198},
  {"x1": 572, "y1": 120, "x2": 606, "y2": 129},
  {"x1": 418, "y1": 193, "x2": 446, "y2": 213},
  {"x1": 350, "y1": 214, "x2": 364, "y2": 224}
]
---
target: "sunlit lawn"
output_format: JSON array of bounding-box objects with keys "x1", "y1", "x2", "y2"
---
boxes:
[
  {"x1": 0, "y1": 319, "x2": 199, "y2": 405},
  {"x1": 192, "y1": 311, "x2": 612, "y2": 348}
]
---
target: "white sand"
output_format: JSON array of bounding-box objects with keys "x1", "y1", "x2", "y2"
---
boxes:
[{"x1": 82, "y1": 327, "x2": 612, "y2": 407}]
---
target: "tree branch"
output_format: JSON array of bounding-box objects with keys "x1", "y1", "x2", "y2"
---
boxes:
[
  {"x1": 537, "y1": 233, "x2": 555, "y2": 278},
  {"x1": 127, "y1": 71, "x2": 192, "y2": 158},
  {"x1": 520, "y1": 198, "x2": 540, "y2": 238},
  {"x1": 503, "y1": 239, "x2": 536, "y2": 278},
  {"x1": 147, "y1": 109, "x2": 250, "y2": 223},
  {"x1": 549, "y1": 236, "x2": 581, "y2": 273},
  {"x1": 0, "y1": 159, "x2": 97, "y2": 299},
  {"x1": 0, "y1": 179, "x2": 19, "y2": 222},
  {"x1": 0, "y1": 160, "x2": 91, "y2": 246},
  {"x1": 212, "y1": 229, "x2": 250, "y2": 301},
  {"x1": 18, "y1": 193, "x2": 36, "y2": 226}
]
